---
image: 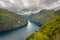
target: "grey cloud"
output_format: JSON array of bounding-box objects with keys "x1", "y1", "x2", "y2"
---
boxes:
[
  {"x1": 44, "y1": 0, "x2": 58, "y2": 5},
  {"x1": 0, "y1": 0, "x2": 60, "y2": 13}
]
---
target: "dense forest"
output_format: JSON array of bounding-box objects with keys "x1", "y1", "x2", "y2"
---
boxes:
[{"x1": 26, "y1": 10, "x2": 60, "y2": 40}]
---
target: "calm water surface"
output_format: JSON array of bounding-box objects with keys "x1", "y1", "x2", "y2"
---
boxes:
[{"x1": 0, "y1": 21, "x2": 40, "y2": 40}]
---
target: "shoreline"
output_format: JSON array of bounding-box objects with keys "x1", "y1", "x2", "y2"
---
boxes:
[
  {"x1": 0, "y1": 22, "x2": 28, "y2": 35},
  {"x1": 29, "y1": 20, "x2": 42, "y2": 26}
]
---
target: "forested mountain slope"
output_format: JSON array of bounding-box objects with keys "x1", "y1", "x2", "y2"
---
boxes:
[
  {"x1": 30, "y1": 9, "x2": 58, "y2": 25},
  {"x1": 0, "y1": 9, "x2": 28, "y2": 32},
  {"x1": 26, "y1": 9, "x2": 60, "y2": 40}
]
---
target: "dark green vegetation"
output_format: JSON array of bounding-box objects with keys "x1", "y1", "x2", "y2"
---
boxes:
[
  {"x1": 0, "y1": 9, "x2": 28, "y2": 32},
  {"x1": 26, "y1": 10, "x2": 60, "y2": 40}
]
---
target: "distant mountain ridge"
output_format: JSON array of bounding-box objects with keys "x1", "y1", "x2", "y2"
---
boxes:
[{"x1": 29, "y1": 9, "x2": 59, "y2": 25}]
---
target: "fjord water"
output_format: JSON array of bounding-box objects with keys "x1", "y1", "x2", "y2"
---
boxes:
[{"x1": 0, "y1": 20, "x2": 40, "y2": 40}]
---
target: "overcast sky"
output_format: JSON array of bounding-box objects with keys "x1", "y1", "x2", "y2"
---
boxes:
[{"x1": 0, "y1": 0, "x2": 60, "y2": 12}]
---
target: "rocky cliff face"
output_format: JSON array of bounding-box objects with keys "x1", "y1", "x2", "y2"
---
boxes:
[{"x1": 30, "y1": 9, "x2": 59, "y2": 24}]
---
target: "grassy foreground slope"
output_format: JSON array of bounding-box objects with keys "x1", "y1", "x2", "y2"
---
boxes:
[
  {"x1": 26, "y1": 15, "x2": 60, "y2": 40},
  {"x1": 0, "y1": 9, "x2": 28, "y2": 32}
]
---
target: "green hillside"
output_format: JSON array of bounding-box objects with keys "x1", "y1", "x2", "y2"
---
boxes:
[
  {"x1": 26, "y1": 9, "x2": 60, "y2": 40},
  {"x1": 26, "y1": 15, "x2": 60, "y2": 40},
  {"x1": 0, "y1": 9, "x2": 28, "y2": 32}
]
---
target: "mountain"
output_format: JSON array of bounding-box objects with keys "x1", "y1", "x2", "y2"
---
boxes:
[
  {"x1": 29, "y1": 9, "x2": 58, "y2": 25},
  {"x1": 0, "y1": 9, "x2": 28, "y2": 32},
  {"x1": 55, "y1": 9, "x2": 60, "y2": 14},
  {"x1": 26, "y1": 12, "x2": 60, "y2": 40}
]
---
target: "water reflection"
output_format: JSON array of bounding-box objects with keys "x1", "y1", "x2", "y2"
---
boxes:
[
  {"x1": 27, "y1": 20, "x2": 33, "y2": 30},
  {"x1": 0, "y1": 21, "x2": 40, "y2": 40}
]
